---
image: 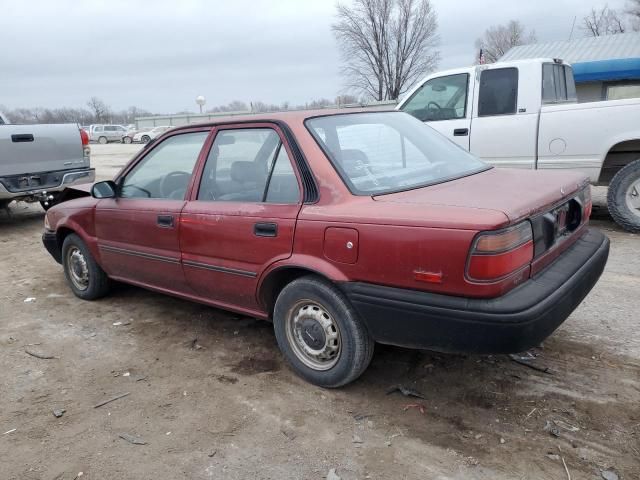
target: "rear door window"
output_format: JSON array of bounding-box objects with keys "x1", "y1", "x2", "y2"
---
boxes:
[
  {"x1": 478, "y1": 68, "x2": 518, "y2": 116},
  {"x1": 197, "y1": 128, "x2": 299, "y2": 204}
]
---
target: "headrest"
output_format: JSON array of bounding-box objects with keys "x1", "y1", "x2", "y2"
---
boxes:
[{"x1": 230, "y1": 161, "x2": 262, "y2": 184}]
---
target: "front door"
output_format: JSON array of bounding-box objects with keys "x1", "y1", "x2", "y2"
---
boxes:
[
  {"x1": 399, "y1": 73, "x2": 472, "y2": 150},
  {"x1": 95, "y1": 129, "x2": 210, "y2": 293},
  {"x1": 180, "y1": 124, "x2": 302, "y2": 312},
  {"x1": 469, "y1": 66, "x2": 538, "y2": 169}
]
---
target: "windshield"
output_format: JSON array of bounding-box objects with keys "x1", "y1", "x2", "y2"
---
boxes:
[{"x1": 305, "y1": 112, "x2": 489, "y2": 195}]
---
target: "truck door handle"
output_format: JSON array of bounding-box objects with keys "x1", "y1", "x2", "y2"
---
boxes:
[
  {"x1": 157, "y1": 214, "x2": 174, "y2": 228},
  {"x1": 11, "y1": 134, "x2": 34, "y2": 142},
  {"x1": 254, "y1": 222, "x2": 278, "y2": 237},
  {"x1": 453, "y1": 128, "x2": 469, "y2": 136}
]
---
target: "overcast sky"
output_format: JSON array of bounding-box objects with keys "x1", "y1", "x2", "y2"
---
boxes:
[{"x1": 0, "y1": 0, "x2": 628, "y2": 113}]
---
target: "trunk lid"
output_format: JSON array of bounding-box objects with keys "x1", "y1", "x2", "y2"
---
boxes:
[{"x1": 373, "y1": 168, "x2": 588, "y2": 223}]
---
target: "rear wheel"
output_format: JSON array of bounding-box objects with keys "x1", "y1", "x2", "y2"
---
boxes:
[
  {"x1": 273, "y1": 276, "x2": 374, "y2": 387},
  {"x1": 141, "y1": 135, "x2": 151, "y2": 144},
  {"x1": 98, "y1": 136, "x2": 108, "y2": 144},
  {"x1": 607, "y1": 158, "x2": 640, "y2": 233},
  {"x1": 61, "y1": 234, "x2": 110, "y2": 300}
]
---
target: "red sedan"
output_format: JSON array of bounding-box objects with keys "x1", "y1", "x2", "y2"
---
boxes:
[{"x1": 42, "y1": 110, "x2": 609, "y2": 387}]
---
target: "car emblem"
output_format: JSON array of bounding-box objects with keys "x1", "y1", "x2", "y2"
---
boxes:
[{"x1": 560, "y1": 187, "x2": 565, "y2": 196}]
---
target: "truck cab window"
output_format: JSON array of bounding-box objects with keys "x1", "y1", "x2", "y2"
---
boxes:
[
  {"x1": 401, "y1": 74, "x2": 469, "y2": 122},
  {"x1": 478, "y1": 68, "x2": 518, "y2": 117},
  {"x1": 542, "y1": 63, "x2": 577, "y2": 104}
]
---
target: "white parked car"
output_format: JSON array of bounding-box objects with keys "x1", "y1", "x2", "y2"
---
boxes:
[
  {"x1": 133, "y1": 126, "x2": 172, "y2": 144},
  {"x1": 397, "y1": 58, "x2": 640, "y2": 232}
]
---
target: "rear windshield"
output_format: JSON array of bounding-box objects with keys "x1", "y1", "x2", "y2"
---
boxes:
[{"x1": 305, "y1": 112, "x2": 488, "y2": 195}]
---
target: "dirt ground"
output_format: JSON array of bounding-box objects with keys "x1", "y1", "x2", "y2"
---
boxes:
[{"x1": 1, "y1": 144, "x2": 639, "y2": 480}]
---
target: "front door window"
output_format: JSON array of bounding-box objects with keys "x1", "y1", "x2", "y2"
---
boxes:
[
  {"x1": 401, "y1": 74, "x2": 469, "y2": 122},
  {"x1": 120, "y1": 132, "x2": 209, "y2": 200}
]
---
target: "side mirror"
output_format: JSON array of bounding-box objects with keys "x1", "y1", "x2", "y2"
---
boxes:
[{"x1": 91, "y1": 180, "x2": 117, "y2": 199}]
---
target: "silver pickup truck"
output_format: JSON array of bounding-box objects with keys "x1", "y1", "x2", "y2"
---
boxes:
[{"x1": 0, "y1": 112, "x2": 94, "y2": 210}]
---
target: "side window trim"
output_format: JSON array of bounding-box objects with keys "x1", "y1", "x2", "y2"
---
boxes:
[
  {"x1": 477, "y1": 67, "x2": 519, "y2": 117},
  {"x1": 262, "y1": 142, "x2": 282, "y2": 202}
]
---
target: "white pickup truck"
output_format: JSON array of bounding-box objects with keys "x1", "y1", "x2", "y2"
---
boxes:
[
  {"x1": 0, "y1": 112, "x2": 94, "y2": 210},
  {"x1": 397, "y1": 58, "x2": 640, "y2": 232}
]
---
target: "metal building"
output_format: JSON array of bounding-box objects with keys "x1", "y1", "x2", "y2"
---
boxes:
[{"x1": 501, "y1": 32, "x2": 640, "y2": 102}]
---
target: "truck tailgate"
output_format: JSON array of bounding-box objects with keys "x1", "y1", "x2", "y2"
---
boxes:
[{"x1": 0, "y1": 124, "x2": 87, "y2": 176}]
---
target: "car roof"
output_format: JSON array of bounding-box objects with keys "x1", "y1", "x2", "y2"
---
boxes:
[{"x1": 168, "y1": 108, "x2": 396, "y2": 132}]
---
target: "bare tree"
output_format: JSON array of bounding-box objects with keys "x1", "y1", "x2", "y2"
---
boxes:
[
  {"x1": 582, "y1": 5, "x2": 626, "y2": 36},
  {"x1": 86, "y1": 97, "x2": 110, "y2": 123},
  {"x1": 626, "y1": 0, "x2": 640, "y2": 30},
  {"x1": 474, "y1": 20, "x2": 537, "y2": 64},
  {"x1": 332, "y1": 0, "x2": 440, "y2": 101}
]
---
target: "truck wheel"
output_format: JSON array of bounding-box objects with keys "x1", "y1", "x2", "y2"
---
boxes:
[
  {"x1": 61, "y1": 234, "x2": 111, "y2": 300},
  {"x1": 273, "y1": 276, "x2": 374, "y2": 387},
  {"x1": 607, "y1": 158, "x2": 640, "y2": 233},
  {"x1": 141, "y1": 135, "x2": 151, "y2": 144},
  {"x1": 98, "y1": 136, "x2": 108, "y2": 144}
]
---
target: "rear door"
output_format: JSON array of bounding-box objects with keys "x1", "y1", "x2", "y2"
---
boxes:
[
  {"x1": 95, "y1": 129, "x2": 210, "y2": 293},
  {"x1": 180, "y1": 123, "x2": 302, "y2": 312},
  {"x1": 399, "y1": 73, "x2": 473, "y2": 149},
  {"x1": 469, "y1": 66, "x2": 538, "y2": 169}
]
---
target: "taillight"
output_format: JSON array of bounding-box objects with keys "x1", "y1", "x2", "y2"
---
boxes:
[
  {"x1": 80, "y1": 129, "x2": 89, "y2": 145},
  {"x1": 80, "y1": 129, "x2": 91, "y2": 159},
  {"x1": 467, "y1": 222, "x2": 534, "y2": 282}
]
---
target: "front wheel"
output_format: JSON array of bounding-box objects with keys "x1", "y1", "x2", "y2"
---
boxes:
[
  {"x1": 61, "y1": 233, "x2": 111, "y2": 300},
  {"x1": 123, "y1": 136, "x2": 132, "y2": 144},
  {"x1": 141, "y1": 135, "x2": 151, "y2": 144},
  {"x1": 273, "y1": 276, "x2": 374, "y2": 387},
  {"x1": 607, "y1": 158, "x2": 640, "y2": 233}
]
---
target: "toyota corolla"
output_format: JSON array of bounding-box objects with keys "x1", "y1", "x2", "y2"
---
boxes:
[{"x1": 42, "y1": 110, "x2": 609, "y2": 387}]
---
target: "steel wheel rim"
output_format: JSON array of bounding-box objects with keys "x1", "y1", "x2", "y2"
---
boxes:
[
  {"x1": 625, "y1": 178, "x2": 640, "y2": 216},
  {"x1": 66, "y1": 246, "x2": 89, "y2": 291},
  {"x1": 285, "y1": 300, "x2": 341, "y2": 371}
]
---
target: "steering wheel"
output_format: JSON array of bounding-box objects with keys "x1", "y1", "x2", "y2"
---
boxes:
[
  {"x1": 427, "y1": 101, "x2": 442, "y2": 110},
  {"x1": 159, "y1": 171, "x2": 191, "y2": 199}
]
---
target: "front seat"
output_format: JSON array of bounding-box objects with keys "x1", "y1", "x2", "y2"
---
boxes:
[{"x1": 218, "y1": 161, "x2": 266, "y2": 201}]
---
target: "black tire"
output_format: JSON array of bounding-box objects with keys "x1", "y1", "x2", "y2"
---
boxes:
[
  {"x1": 123, "y1": 136, "x2": 132, "y2": 144},
  {"x1": 98, "y1": 136, "x2": 108, "y2": 144},
  {"x1": 61, "y1": 233, "x2": 111, "y2": 300},
  {"x1": 273, "y1": 275, "x2": 374, "y2": 387},
  {"x1": 0, "y1": 200, "x2": 11, "y2": 210},
  {"x1": 141, "y1": 135, "x2": 151, "y2": 144},
  {"x1": 607, "y1": 158, "x2": 640, "y2": 233}
]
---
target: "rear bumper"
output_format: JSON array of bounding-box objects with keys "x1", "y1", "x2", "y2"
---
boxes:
[
  {"x1": 42, "y1": 230, "x2": 62, "y2": 264},
  {"x1": 0, "y1": 168, "x2": 95, "y2": 200},
  {"x1": 340, "y1": 228, "x2": 609, "y2": 354}
]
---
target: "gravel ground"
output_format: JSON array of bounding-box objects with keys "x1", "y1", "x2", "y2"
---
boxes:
[{"x1": 0, "y1": 144, "x2": 638, "y2": 479}]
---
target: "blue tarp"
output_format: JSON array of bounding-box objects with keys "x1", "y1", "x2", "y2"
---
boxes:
[{"x1": 572, "y1": 58, "x2": 640, "y2": 83}]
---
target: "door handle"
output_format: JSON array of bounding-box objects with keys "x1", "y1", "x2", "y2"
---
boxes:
[
  {"x1": 11, "y1": 134, "x2": 34, "y2": 142},
  {"x1": 254, "y1": 222, "x2": 278, "y2": 237},
  {"x1": 157, "y1": 214, "x2": 174, "y2": 228},
  {"x1": 453, "y1": 128, "x2": 469, "y2": 136}
]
